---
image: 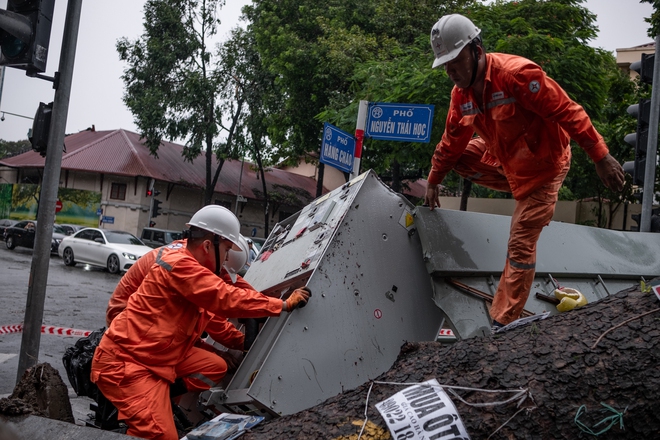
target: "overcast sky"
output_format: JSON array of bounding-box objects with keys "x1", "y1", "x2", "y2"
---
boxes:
[{"x1": 0, "y1": 0, "x2": 655, "y2": 143}]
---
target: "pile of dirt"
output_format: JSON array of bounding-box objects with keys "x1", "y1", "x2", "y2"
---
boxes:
[
  {"x1": 243, "y1": 285, "x2": 660, "y2": 439},
  {"x1": 0, "y1": 363, "x2": 74, "y2": 424}
]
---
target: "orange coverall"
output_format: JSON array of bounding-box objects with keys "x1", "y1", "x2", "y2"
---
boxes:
[
  {"x1": 428, "y1": 52, "x2": 610, "y2": 325},
  {"x1": 105, "y1": 240, "x2": 245, "y2": 390},
  {"x1": 91, "y1": 245, "x2": 283, "y2": 440}
]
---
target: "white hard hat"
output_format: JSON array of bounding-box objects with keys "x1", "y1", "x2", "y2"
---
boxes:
[
  {"x1": 224, "y1": 235, "x2": 249, "y2": 283},
  {"x1": 430, "y1": 14, "x2": 481, "y2": 68},
  {"x1": 186, "y1": 205, "x2": 241, "y2": 250}
]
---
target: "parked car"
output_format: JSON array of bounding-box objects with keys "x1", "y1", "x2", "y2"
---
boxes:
[
  {"x1": 140, "y1": 227, "x2": 183, "y2": 248},
  {"x1": 0, "y1": 219, "x2": 18, "y2": 240},
  {"x1": 251, "y1": 237, "x2": 265, "y2": 253},
  {"x1": 58, "y1": 228, "x2": 151, "y2": 274},
  {"x1": 58, "y1": 223, "x2": 84, "y2": 236},
  {"x1": 4, "y1": 220, "x2": 68, "y2": 253}
]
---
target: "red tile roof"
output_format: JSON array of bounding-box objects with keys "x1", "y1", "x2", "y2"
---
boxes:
[{"x1": 0, "y1": 128, "x2": 325, "y2": 204}]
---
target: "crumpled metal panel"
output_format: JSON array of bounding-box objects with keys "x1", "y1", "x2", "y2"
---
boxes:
[
  {"x1": 414, "y1": 207, "x2": 660, "y2": 339},
  {"x1": 415, "y1": 207, "x2": 660, "y2": 277},
  {"x1": 214, "y1": 171, "x2": 445, "y2": 417}
]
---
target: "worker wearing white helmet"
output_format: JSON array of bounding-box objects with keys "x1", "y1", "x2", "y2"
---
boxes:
[
  {"x1": 92, "y1": 204, "x2": 311, "y2": 440},
  {"x1": 425, "y1": 13, "x2": 625, "y2": 332}
]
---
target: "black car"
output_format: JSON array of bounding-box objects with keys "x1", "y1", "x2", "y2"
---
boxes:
[
  {"x1": 0, "y1": 219, "x2": 18, "y2": 240},
  {"x1": 4, "y1": 220, "x2": 68, "y2": 254}
]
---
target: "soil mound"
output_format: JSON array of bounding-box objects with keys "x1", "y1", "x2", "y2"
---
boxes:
[
  {"x1": 0, "y1": 362, "x2": 74, "y2": 424},
  {"x1": 243, "y1": 286, "x2": 660, "y2": 439}
]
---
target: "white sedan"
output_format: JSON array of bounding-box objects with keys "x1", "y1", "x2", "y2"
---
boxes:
[{"x1": 58, "y1": 228, "x2": 151, "y2": 274}]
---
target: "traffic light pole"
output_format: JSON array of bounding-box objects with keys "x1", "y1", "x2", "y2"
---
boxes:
[
  {"x1": 16, "y1": 0, "x2": 82, "y2": 384},
  {"x1": 640, "y1": 35, "x2": 660, "y2": 232}
]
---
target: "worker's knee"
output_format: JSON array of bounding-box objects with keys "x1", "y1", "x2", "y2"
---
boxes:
[{"x1": 182, "y1": 357, "x2": 227, "y2": 391}]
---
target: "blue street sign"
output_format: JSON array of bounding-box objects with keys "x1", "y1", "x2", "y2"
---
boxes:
[
  {"x1": 366, "y1": 102, "x2": 435, "y2": 143},
  {"x1": 101, "y1": 216, "x2": 114, "y2": 224},
  {"x1": 320, "y1": 122, "x2": 356, "y2": 174}
]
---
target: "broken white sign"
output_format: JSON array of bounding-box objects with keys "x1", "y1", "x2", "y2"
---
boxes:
[{"x1": 375, "y1": 379, "x2": 470, "y2": 440}]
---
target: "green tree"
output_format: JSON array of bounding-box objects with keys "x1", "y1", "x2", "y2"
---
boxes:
[
  {"x1": 0, "y1": 139, "x2": 31, "y2": 159},
  {"x1": 117, "y1": 0, "x2": 238, "y2": 205},
  {"x1": 217, "y1": 26, "x2": 279, "y2": 235},
  {"x1": 245, "y1": 0, "x2": 474, "y2": 171},
  {"x1": 642, "y1": 0, "x2": 660, "y2": 37}
]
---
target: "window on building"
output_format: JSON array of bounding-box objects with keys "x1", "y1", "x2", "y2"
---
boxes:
[{"x1": 110, "y1": 183, "x2": 127, "y2": 200}]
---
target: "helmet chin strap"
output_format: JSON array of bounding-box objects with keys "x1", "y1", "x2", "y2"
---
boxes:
[
  {"x1": 213, "y1": 235, "x2": 221, "y2": 275},
  {"x1": 468, "y1": 42, "x2": 480, "y2": 88}
]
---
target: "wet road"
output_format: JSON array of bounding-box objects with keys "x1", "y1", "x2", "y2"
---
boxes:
[{"x1": 0, "y1": 244, "x2": 120, "y2": 395}]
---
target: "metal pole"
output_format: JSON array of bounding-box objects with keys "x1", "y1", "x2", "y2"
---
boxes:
[
  {"x1": 640, "y1": 34, "x2": 660, "y2": 232},
  {"x1": 0, "y1": 66, "x2": 5, "y2": 112},
  {"x1": 147, "y1": 178, "x2": 154, "y2": 228},
  {"x1": 350, "y1": 100, "x2": 368, "y2": 180},
  {"x1": 234, "y1": 158, "x2": 244, "y2": 215},
  {"x1": 17, "y1": 0, "x2": 82, "y2": 383}
]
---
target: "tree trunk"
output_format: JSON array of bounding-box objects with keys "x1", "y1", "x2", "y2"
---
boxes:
[
  {"x1": 243, "y1": 283, "x2": 660, "y2": 439},
  {"x1": 253, "y1": 142, "x2": 269, "y2": 237}
]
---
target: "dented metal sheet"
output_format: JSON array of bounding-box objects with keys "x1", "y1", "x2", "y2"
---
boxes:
[
  {"x1": 414, "y1": 207, "x2": 660, "y2": 339},
  {"x1": 213, "y1": 171, "x2": 445, "y2": 417},
  {"x1": 415, "y1": 207, "x2": 660, "y2": 277}
]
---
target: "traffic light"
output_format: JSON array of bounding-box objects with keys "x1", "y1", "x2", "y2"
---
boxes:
[
  {"x1": 622, "y1": 52, "x2": 655, "y2": 187},
  {"x1": 632, "y1": 53, "x2": 655, "y2": 85},
  {"x1": 28, "y1": 101, "x2": 52, "y2": 156},
  {"x1": 0, "y1": 0, "x2": 55, "y2": 75},
  {"x1": 146, "y1": 188, "x2": 161, "y2": 197},
  {"x1": 622, "y1": 99, "x2": 651, "y2": 186},
  {"x1": 151, "y1": 199, "x2": 162, "y2": 218}
]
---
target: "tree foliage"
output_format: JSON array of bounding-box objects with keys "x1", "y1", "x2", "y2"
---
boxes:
[
  {"x1": 117, "y1": 0, "x2": 232, "y2": 204},
  {"x1": 0, "y1": 139, "x2": 31, "y2": 159},
  {"x1": 217, "y1": 26, "x2": 284, "y2": 235},
  {"x1": 642, "y1": 0, "x2": 660, "y2": 38},
  {"x1": 245, "y1": 0, "x2": 475, "y2": 169}
]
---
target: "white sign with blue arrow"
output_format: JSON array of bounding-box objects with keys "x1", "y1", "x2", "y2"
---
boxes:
[
  {"x1": 320, "y1": 122, "x2": 356, "y2": 174},
  {"x1": 366, "y1": 102, "x2": 434, "y2": 143}
]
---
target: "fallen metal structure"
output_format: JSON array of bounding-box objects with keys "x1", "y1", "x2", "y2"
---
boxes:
[
  {"x1": 206, "y1": 170, "x2": 660, "y2": 419},
  {"x1": 208, "y1": 170, "x2": 445, "y2": 417},
  {"x1": 415, "y1": 206, "x2": 660, "y2": 339}
]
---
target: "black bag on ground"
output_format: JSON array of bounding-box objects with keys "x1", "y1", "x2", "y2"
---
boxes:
[{"x1": 62, "y1": 327, "x2": 105, "y2": 400}]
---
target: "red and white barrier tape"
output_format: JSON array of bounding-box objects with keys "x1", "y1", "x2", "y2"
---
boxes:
[{"x1": 0, "y1": 323, "x2": 91, "y2": 337}]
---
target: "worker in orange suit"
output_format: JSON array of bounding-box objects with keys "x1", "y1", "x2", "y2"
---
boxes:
[
  {"x1": 105, "y1": 235, "x2": 252, "y2": 379},
  {"x1": 91, "y1": 205, "x2": 311, "y2": 440},
  {"x1": 424, "y1": 14, "x2": 625, "y2": 331}
]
